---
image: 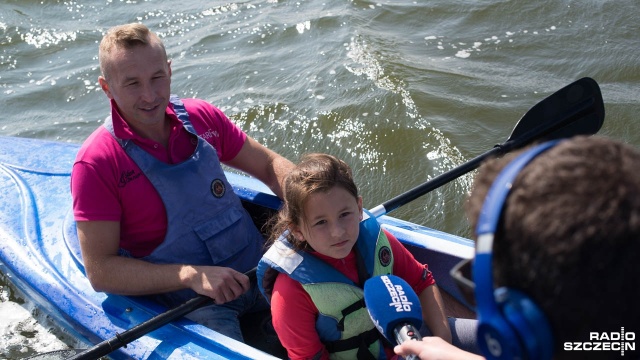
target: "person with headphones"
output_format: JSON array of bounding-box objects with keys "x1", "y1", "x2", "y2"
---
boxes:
[{"x1": 394, "y1": 135, "x2": 640, "y2": 360}]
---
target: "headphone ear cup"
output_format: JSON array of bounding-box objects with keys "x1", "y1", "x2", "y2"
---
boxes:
[
  {"x1": 476, "y1": 296, "x2": 526, "y2": 360},
  {"x1": 497, "y1": 288, "x2": 554, "y2": 360}
]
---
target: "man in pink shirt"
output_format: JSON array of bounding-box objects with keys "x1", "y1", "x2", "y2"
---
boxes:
[{"x1": 71, "y1": 23, "x2": 294, "y2": 342}]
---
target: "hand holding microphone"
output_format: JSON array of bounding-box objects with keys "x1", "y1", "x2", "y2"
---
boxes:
[{"x1": 364, "y1": 274, "x2": 423, "y2": 360}]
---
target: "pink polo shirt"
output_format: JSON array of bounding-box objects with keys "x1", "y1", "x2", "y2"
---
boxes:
[{"x1": 71, "y1": 98, "x2": 246, "y2": 257}]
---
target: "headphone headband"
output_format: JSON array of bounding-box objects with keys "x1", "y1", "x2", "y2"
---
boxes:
[{"x1": 473, "y1": 140, "x2": 560, "y2": 360}]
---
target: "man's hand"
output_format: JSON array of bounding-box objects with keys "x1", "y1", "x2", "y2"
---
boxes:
[{"x1": 183, "y1": 265, "x2": 251, "y2": 304}]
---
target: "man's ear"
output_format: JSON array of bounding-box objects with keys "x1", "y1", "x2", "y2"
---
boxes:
[{"x1": 98, "y1": 76, "x2": 113, "y2": 99}]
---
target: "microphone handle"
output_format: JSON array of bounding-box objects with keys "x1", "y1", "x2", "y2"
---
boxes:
[{"x1": 394, "y1": 323, "x2": 422, "y2": 360}]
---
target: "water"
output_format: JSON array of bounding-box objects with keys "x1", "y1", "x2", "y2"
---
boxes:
[{"x1": 1, "y1": 0, "x2": 638, "y2": 357}]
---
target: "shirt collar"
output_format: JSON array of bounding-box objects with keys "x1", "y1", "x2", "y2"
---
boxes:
[{"x1": 109, "y1": 98, "x2": 183, "y2": 141}]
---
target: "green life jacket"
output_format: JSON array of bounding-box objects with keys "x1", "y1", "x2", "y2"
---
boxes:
[{"x1": 258, "y1": 209, "x2": 394, "y2": 359}]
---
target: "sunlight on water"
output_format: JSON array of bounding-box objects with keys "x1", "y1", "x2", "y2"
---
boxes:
[
  {"x1": 426, "y1": 25, "x2": 560, "y2": 61},
  {"x1": 0, "y1": 283, "x2": 74, "y2": 358},
  {"x1": 0, "y1": 302, "x2": 66, "y2": 357},
  {"x1": 22, "y1": 28, "x2": 78, "y2": 48},
  {"x1": 296, "y1": 21, "x2": 311, "y2": 34}
]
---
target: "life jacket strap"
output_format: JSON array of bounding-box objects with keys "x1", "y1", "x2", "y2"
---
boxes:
[
  {"x1": 323, "y1": 328, "x2": 382, "y2": 359},
  {"x1": 337, "y1": 298, "x2": 366, "y2": 331}
]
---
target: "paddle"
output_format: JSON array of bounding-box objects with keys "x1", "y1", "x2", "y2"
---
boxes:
[
  {"x1": 369, "y1": 77, "x2": 604, "y2": 218},
  {"x1": 69, "y1": 295, "x2": 214, "y2": 360},
  {"x1": 28, "y1": 268, "x2": 257, "y2": 360}
]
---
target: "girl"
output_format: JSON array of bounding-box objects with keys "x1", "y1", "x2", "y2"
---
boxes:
[{"x1": 257, "y1": 153, "x2": 451, "y2": 360}]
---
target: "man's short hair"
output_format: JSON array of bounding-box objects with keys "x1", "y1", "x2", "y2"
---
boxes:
[{"x1": 98, "y1": 23, "x2": 167, "y2": 80}]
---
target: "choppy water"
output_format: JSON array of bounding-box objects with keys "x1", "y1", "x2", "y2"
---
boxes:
[{"x1": 1, "y1": 0, "x2": 639, "y2": 357}]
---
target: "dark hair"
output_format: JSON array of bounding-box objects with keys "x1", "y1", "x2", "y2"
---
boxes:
[
  {"x1": 466, "y1": 136, "x2": 640, "y2": 355},
  {"x1": 268, "y1": 153, "x2": 358, "y2": 251}
]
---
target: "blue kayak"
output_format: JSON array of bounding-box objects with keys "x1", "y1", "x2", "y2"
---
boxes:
[{"x1": 0, "y1": 135, "x2": 474, "y2": 359}]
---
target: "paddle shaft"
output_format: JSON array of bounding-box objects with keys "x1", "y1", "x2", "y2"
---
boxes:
[
  {"x1": 67, "y1": 295, "x2": 213, "y2": 360},
  {"x1": 67, "y1": 267, "x2": 257, "y2": 360},
  {"x1": 369, "y1": 147, "x2": 494, "y2": 218},
  {"x1": 369, "y1": 78, "x2": 603, "y2": 218}
]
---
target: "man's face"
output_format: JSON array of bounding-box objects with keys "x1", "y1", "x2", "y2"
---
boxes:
[{"x1": 99, "y1": 43, "x2": 171, "y2": 130}]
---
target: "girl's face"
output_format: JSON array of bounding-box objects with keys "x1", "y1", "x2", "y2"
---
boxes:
[{"x1": 292, "y1": 186, "x2": 363, "y2": 259}]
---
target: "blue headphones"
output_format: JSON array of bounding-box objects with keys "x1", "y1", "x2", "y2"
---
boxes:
[{"x1": 473, "y1": 140, "x2": 558, "y2": 360}]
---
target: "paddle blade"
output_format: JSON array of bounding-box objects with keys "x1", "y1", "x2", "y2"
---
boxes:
[
  {"x1": 508, "y1": 77, "x2": 604, "y2": 144},
  {"x1": 370, "y1": 77, "x2": 605, "y2": 218}
]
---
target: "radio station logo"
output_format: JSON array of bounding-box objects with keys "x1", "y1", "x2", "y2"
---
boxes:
[
  {"x1": 381, "y1": 275, "x2": 414, "y2": 312},
  {"x1": 564, "y1": 328, "x2": 636, "y2": 356}
]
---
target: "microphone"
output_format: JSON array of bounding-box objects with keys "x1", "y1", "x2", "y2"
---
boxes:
[{"x1": 364, "y1": 275, "x2": 423, "y2": 359}]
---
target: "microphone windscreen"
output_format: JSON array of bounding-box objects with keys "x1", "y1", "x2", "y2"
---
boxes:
[{"x1": 364, "y1": 274, "x2": 423, "y2": 344}]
